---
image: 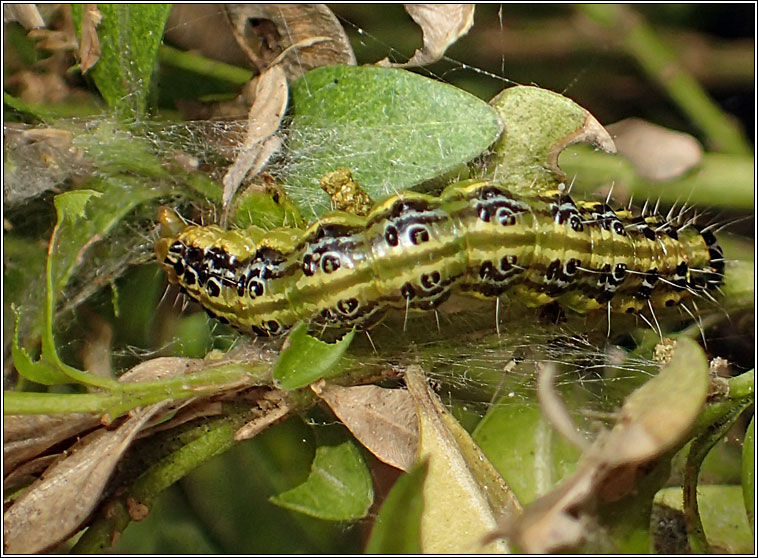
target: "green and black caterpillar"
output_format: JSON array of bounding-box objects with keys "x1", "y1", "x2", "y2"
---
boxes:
[{"x1": 156, "y1": 179, "x2": 724, "y2": 336}]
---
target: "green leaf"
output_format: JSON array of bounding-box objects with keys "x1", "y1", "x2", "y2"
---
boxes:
[
  {"x1": 55, "y1": 189, "x2": 102, "y2": 220},
  {"x1": 487, "y1": 85, "x2": 615, "y2": 188},
  {"x1": 655, "y1": 486, "x2": 755, "y2": 554},
  {"x1": 11, "y1": 310, "x2": 69, "y2": 385},
  {"x1": 473, "y1": 401, "x2": 581, "y2": 505},
  {"x1": 742, "y1": 415, "x2": 754, "y2": 528},
  {"x1": 270, "y1": 441, "x2": 373, "y2": 520},
  {"x1": 11, "y1": 180, "x2": 164, "y2": 388},
  {"x1": 273, "y1": 322, "x2": 355, "y2": 390},
  {"x1": 286, "y1": 65, "x2": 503, "y2": 217},
  {"x1": 4, "y1": 91, "x2": 44, "y2": 121},
  {"x1": 231, "y1": 190, "x2": 304, "y2": 230},
  {"x1": 73, "y1": 4, "x2": 171, "y2": 119},
  {"x1": 364, "y1": 460, "x2": 427, "y2": 554}
]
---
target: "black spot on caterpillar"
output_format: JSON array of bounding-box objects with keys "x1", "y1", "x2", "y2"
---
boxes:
[{"x1": 156, "y1": 179, "x2": 724, "y2": 337}]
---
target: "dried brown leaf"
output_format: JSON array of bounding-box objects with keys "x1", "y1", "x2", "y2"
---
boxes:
[
  {"x1": 607, "y1": 118, "x2": 703, "y2": 181},
  {"x1": 4, "y1": 4, "x2": 46, "y2": 29},
  {"x1": 234, "y1": 390, "x2": 290, "y2": 441},
  {"x1": 4, "y1": 454, "x2": 62, "y2": 494},
  {"x1": 117, "y1": 356, "x2": 206, "y2": 383},
  {"x1": 6, "y1": 70, "x2": 72, "y2": 105},
  {"x1": 222, "y1": 64, "x2": 288, "y2": 209},
  {"x1": 4, "y1": 413, "x2": 101, "y2": 472},
  {"x1": 138, "y1": 401, "x2": 224, "y2": 438},
  {"x1": 377, "y1": 4, "x2": 475, "y2": 68},
  {"x1": 224, "y1": 4, "x2": 355, "y2": 79},
  {"x1": 165, "y1": 5, "x2": 249, "y2": 66},
  {"x1": 313, "y1": 381, "x2": 419, "y2": 471},
  {"x1": 3, "y1": 404, "x2": 163, "y2": 554},
  {"x1": 78, "y1": 4, "x2": 102, "y2": 74}
]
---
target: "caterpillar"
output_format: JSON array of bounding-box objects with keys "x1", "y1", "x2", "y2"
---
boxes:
[{"x1": 155, "y1": 179, "x2": 724, "y2": 337}]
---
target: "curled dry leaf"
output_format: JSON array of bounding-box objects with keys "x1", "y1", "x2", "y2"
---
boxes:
[
  {"x1": 404, "y1": 366, "x2": 517, "y2": 553},
  {"x1": 3, "y1": 404, "x2": 165, "y2": 554},
  {"x1": 4, "y1": 358, "x2": 206, "y2": 476},
  {"x1": 165, "y1": 5, "x2": 249, "y2": 66},
  {"x1": 224, "y1": 4, "x2": 355, "y2": 79},
  {"x1": 312, "y1": 380, "x2": 419, "y2": 471},
  {"x1": 4, "y1": 413, "x2": 101, "y2": 472},
  {"x1": 4, "y1": 4, "x2": 46, "y2": 29},
  {"x1": 504, "y1": 337, "x2": 709, "y2": 553},
  {"x1": 536, "y1": 363, "x2": 591, "y2": 452},
  {"x1": 117, "y1": 356, "x2": 206, "y2": 383},
  {"x1": 4, "y1": 454, "x2": 62, "y2": 494},
  {"x1": 222, "y1": 64, "x2": 288, "y2": 210},
  {"x1": 78, "y1": 4, "x2": 103, "y2": 74},
  {"x1": 377, "y1": 4, "x2": 475, "y2": 68},
  {"x1": 234, "y1": 389, "x2": 290, "y2": 440},
  {"x1": 606, "y1": 118, "x2": 703, "y2": 181},
  {"x1": 137, "y1": 400, "x2": 225, "y2": 439}
]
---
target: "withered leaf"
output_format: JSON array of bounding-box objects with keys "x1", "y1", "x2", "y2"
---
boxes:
[
  {"x1": 78, "y1": 4, "x2": 103, "y2": 74},
  {"x1": 607, "y1": 118, "x2": 703, "y2": 181},
  {"x1": 3, "y1": 404, "x2": 164, "y2": 554},
  {"x1": 225, "y1": 4, "x2": 355, "y2": 78},
  {"x1": 222, "y1": 64, "x2": 288, "y2": 209},
  {"x1": 4, "y1": 4, "x2": 45, "y2": 29},
  {"x1": 313, "y1": 381, "x2": 419, "y2": 471},
  {"x1": 4, "y1": 413, "x2": 100, "y2": 472},
  {"x1": 378, "y1": 4, "x2": 475, "y2": 68},
  {"x1": 234, "y1": 389, "x2": 290, "y2": 441},
  {"x1": 117, "y1": 356, "x2": 206, "y2": 383}
]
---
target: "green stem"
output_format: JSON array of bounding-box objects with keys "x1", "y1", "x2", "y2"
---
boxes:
[
  {"x1": 683, "y1": 399, "x2": 752, "y2": 553},
  {"x1": 578, "y1": 4, "x2": 752, "y2": 155},
  {"x1": 563, "y1": 148, "x2": 754, "y2": 211},
  {"x1": 727, "y1": 369, "x2": 755, "y2": 400},
  {"x1": 158, "y1": 45, "x2": 254, "y2": 86},
  {"x1": 3, "y1": 362, "x2": 271, "y2": 416}
]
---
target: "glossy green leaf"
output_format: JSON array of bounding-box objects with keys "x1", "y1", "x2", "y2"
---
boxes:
[
  {"x1": 473, "y1": 401, "x2": 581, "y2": 505},
  {"x1": 273, "y1": 322, "x2": 355, "y2": 390},
  {"x1": 72, "y1": 4, "x2": 171, "y2": 119},
  {"x1": 286, "y1": 65, "x2": 503, "y2": 217},
  {"x1": 365, "y1": 460, "x2": 427, "y2": 554},
  {"x1": 655, "y1": 486, "x2": 755, "y2": 554},
  {"x1": 270, "y1": 440, "x2": 373, "y2": 520}
]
